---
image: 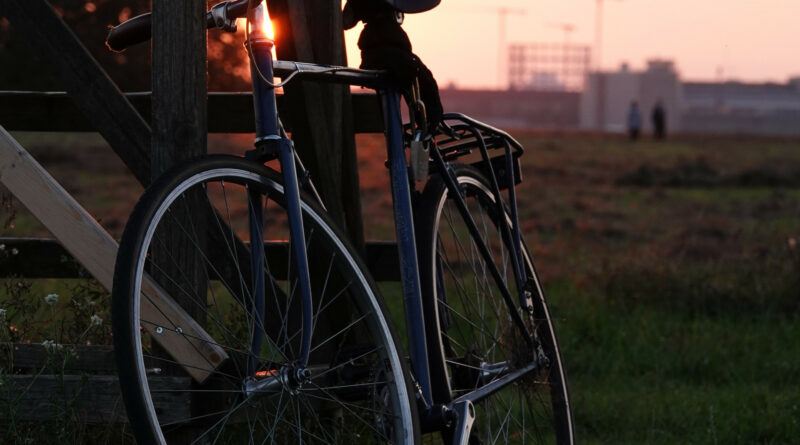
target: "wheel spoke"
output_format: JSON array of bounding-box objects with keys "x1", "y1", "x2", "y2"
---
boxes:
[
  {"x1": 114, "y1": 160, "x2": 413, "y2": 444},
  {"x1": 418, "y1": 167, "x2": 571, "y2": 444}
]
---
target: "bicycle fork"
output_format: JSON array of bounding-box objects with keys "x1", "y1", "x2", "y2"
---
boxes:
[{"x1": 245, "y1": 9, "x2": 313, "y2": 384}]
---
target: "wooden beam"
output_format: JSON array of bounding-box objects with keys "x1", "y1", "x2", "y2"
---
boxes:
[
  {"x1": 0, "y1": 237, "x2": 401, "y2": 281},
  {"x1": 0, "y1": 127, "x2": 226, "y2": 382},
  {"x1": 0, "y1": 91, "x2": 384, "y2": 134},
  {"x1": 5, "y1": 343, "x2": 116, "y2": 372},
  {"x1": 0, "y1": 374, "x2": 189, "y2": 424},
  {"x1": 0, "y1": 0, "x2": 151, "y2": 185}
]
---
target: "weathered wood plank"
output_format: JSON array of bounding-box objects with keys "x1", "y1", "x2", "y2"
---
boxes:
[
  {"x1": 0, "y1": 91, "x2": 384, "y2": 134},
  {"x1": 0, "y1": 374, "x2": 189, "y2": 424},
  {"x1": 0, "y1": 128, "x2": 227, "y2": 382},
  {"x1": 5, "y1": 343, "x2": 116, "y2": 372},
  {"x1": 0, "y1": 237, "x2": 401, "y2": 281},
  {"x1": 151, "y1": 0, "x2": 207, "y2": 176},
  {"x1": 0, "y1": 0, "x2": 152, "y2": 185}
]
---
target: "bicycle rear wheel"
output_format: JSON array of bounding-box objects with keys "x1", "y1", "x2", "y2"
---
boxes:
[
  {"x1": 416, "y1": 164, "x2": 573, "y2": 444},
  {"x1": 113, "y1": 155, "x2": 418, "y2": 444}
]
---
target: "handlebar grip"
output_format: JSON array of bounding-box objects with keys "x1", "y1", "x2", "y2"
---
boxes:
[
  {"x1": 106, "y1": 13, "x2": 153, "y2": 52},
  {"x1": 106, "y1": 0, "x2": 250, "y2": 52}
]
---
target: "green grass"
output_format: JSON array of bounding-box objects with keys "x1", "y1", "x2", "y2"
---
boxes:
[
  {"x1": 512, "y1": 133, "x2": 800, "y2": 443},
  {"x1": 555, "y1": 285, "x2": 800, "y2": 444}
]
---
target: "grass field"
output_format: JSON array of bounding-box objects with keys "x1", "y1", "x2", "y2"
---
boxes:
[
  {"x1": 2, "y1": 131, "x2": 799, "y2": 443},
  {"x1": 512, "y1": 133, "x2": 800, "y2": 444}
]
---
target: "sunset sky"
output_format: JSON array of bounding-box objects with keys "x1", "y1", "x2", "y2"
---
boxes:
[{"x1": 344, "y1": 0, "x2": 800, "y2": 89}]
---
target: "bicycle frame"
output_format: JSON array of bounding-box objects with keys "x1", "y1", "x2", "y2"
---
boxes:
[{"x1": 243, "y1": 0, "x2": 536, "y2": 430}]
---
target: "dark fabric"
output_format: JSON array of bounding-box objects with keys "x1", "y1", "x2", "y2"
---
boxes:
[
  {"x1": 385, "y1": 0, "x2": 441, "y2": 13},
  {"x1": 343, "y1": 0, "x2": 439, "y2": 21},
  {"x1": 356, "y1": 13, "x2": 443, "y2": 129}
]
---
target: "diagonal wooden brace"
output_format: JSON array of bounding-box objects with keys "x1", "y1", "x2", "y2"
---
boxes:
[{"x1": 0, "y1": 126, "x2": 226, "y2": 383}]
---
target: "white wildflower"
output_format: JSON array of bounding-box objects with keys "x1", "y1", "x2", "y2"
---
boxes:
[
  {"x1": 0, "y1": 244, "x2": 5, "y2": 251},
  {"x1": 41, "y1": 339, "x2": 56, "y2": 349},
  {"x1": 90, "y1": 314, "x2": 103, "y2": 326},
  {"x1": 45, "y1": 293, "x2": 59, "y2": 305},
  {"x1": 10, "y1": 248, "x2": 18, "y2": 255}
]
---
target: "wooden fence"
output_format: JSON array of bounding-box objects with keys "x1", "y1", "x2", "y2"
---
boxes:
[
  {"x1": 0, "y1": 90, "x2": 401, "y2": 423},
  {"x1": 1, "y1": 0, "x2": 403, "y2": 425}
]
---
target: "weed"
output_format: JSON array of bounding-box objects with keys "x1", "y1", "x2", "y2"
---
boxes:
[{"x1": 0, "y1": 276, "x2": 125, "y2": 444}]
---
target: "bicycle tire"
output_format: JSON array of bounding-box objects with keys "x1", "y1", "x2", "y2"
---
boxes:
[
  {"x1": 415, "y1": 164, "x2": 574, "y2": 444},
  {"x1": 113, "y1": 155, "x2": 419, "y2": 444}
]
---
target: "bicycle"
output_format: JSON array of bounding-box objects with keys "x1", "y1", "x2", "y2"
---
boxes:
[{"x1": 107, "y1": 1, "x2": 573, "y2": 443}]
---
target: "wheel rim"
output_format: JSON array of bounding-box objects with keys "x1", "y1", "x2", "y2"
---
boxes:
[
  {"x1": 428, "y1": 173, "x2": 572, "y2": 444},
  {"x1": 122, "y1": 164, "x2": 413, "y2": 443}
]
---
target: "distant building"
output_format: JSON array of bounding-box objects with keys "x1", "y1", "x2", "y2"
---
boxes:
[
  {"x1": 581, "y1": 60, "x2": 800, "y2": 136},
  {"x1": 439, "y1": 87, "x2": 580, "y2": 130},
  {"x1": 443, "y1": 48, "x2": 799, "y2": 135},
  {"x1": 508, "y1": 43, "x2": 591, "y2": 92},
  {"x1": 580, "y1": 60, "x2": 682, "y2": 132},
  {"x1": 680, "y1": 80, "x2": 800, "y2": 135}
]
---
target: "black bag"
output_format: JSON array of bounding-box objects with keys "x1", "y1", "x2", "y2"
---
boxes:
[{"x1": 344, "y1": 0, "x2": 443, "y2": 129}]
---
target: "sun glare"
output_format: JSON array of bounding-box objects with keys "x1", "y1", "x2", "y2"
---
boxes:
[
  {"x1": 263, "y1": 17, "x2": 275, "y2": 41},
  {"x1": 235, "y1": 3, "x2": 275, "y2": 40},
  {"x1": 249, "y1": 1, "x2": 275, "y2": 40}
]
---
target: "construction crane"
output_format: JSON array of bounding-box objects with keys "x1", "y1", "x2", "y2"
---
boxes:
[
  {"x1": 548, "y1": 22, "x2": 576, "y2": 47},
  {"x1": 548, "y1": 22, "x2": 577, "y2": 84},
  {"x1": 495, "y1": 7, "x2": 526, "y2": 89},
  {"x1": 456, "y1": 6, "x2": 527, "y2": 89},
  {"x1": 595, "y1": 0, "x2": 623, "y2": 71}
]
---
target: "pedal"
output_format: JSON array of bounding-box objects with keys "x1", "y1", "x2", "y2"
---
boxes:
[{"x1": 451, "y1": 400, "x2": 476, "y2": 445}]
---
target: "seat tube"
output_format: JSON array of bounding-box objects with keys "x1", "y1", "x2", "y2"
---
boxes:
[
  {"x1": 247, "y1": 3, "x2": 313, "y2": 367},
  {"x1": 381, "y1": 89, "x2": 433, "y2": 407}
]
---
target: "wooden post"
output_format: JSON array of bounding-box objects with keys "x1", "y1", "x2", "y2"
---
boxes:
[
  {"x1": 151, "y1": 0, "x2": 208, "y2": 176},
  {"x1": 149, "y1": 0, "x2": 210, "y2": 398},
  {"x1": 269, "y1": 0, "x2": 365, "y2": 252}
]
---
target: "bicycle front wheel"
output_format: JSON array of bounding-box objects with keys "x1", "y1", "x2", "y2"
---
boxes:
[
  {"x1": 416, "y1": 164, "x2": 573, "y2": 444},
  {"x1": 113, "y1": 155, "x2": 418, "y2": 444}
]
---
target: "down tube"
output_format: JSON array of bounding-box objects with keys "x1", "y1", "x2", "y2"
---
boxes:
[{"x1": 380, "y1": 90, "x2": 432, "y2": 407}]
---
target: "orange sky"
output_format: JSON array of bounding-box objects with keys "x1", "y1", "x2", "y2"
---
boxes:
[{"x1": 345, "y1": 0, "x2": 800, "y2": 89}]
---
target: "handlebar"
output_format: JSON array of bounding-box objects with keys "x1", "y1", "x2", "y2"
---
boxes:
[
  {"x1": 106, "y1": 0, "x2": 392, "y2": 90},
  {"x1": 106, "y1": 0, "x2": 250, "y2": 52}
]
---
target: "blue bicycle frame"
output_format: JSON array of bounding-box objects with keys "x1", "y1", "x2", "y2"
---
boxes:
[
  {"x1": 243, "y1": 2, "x2": 435, "y2": 405},
  {"x1": 243, "y1": 0, "x2": 536, "y2": 425}
]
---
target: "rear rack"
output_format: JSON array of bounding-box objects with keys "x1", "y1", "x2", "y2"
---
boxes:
[{"x1": 426, "y1": 113, "x2": 525, "y2": 189}]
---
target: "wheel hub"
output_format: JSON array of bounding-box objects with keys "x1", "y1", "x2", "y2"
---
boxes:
[{"x1": 244, "y1": 364, "x2": 311, "y2": 397}]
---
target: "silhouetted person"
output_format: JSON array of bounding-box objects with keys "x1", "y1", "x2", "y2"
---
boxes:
[
  {"x1": 652, "y1": 99, "x2": 666, "y2": 140},
  {"x1": 626, "y1": 101, "x2": 642, "y2": 141}
]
